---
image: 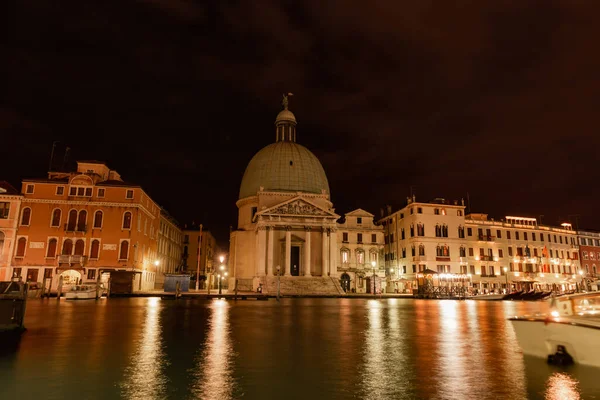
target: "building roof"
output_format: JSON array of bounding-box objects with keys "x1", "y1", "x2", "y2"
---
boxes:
[
  {"x1": 239, "y1": 141, "x2": 330, "y2": 199},
  {"x1": 0, "y1": 181, "x2": 19, "y2": 194}
]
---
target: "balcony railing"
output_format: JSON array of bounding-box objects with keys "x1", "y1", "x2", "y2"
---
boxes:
[
  {"x1": 64, "y1": 223, "x2": 87, "y2": 233},
  {"x1": 59, "y1": 255, "x2": 88, "y2": 265},
  {"x1": 478, "y1": 235, "x2": 495, "y2": 242}
]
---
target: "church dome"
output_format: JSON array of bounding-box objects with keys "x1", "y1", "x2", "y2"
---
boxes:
[{"x1": 239, "y1": 141, "x2": 330, "y2": 199}]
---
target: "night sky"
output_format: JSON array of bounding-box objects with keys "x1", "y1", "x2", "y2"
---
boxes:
[{"x1": 3, "y1": 1, "x2": 600, "y2": 246}]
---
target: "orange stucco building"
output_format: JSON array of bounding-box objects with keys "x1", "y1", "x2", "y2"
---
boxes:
[
  {"x1": 12, "y1": 161, "x2": 161, "y2": 293},
  {"x1": 0, "y1": 182, "x2": 22, "y2": 281}
]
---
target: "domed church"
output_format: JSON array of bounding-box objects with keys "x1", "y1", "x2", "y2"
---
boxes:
[{"x1": 229, "y1": 95, "x2": 345, "y2": 294}]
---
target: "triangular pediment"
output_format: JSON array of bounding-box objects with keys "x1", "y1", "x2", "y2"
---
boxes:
[
  {"x1": 258, "y1": 196, "x2": 339, "y2": 219},
  {"x1": 345, "y1": 208, "x2": 374, "y2": 217}
]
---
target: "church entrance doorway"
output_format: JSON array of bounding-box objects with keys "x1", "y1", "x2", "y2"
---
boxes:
[
  {"x1": 340, "y1": 273, "x2": 350, "y2": 292},
  {"x1": 291, "y1": 246, "x2": 300, "y2": 276}
]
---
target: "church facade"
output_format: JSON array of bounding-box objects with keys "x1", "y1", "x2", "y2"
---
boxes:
[{"x1": 229, "y1": 97, "x2": 385, "y2": 294}]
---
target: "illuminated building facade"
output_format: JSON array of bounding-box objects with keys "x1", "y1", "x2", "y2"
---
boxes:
[
  {"x1": 10, "y1": 161, "x2": 161, "y2": 293},
  {"x1": 156, "y1": 210, "x2": 183, "y2": 288},
  {"x1": 0, "y1": 182, "x2": 22, "y2": 281},
  {"x1": 576, "y1": 230, "x2": 600, "y2": 289},
  {"x1": 229, "y1": 97, "x2": 346, "y2": 294},
  {"x1": 379, "y1": 197, "x2": 468, "y2": 294},
  {"x1": 336, "y1": 209, "x2": 385, "y2": 293},
  {"x1": 182, "y1": 225, "x2": 216, "y2": 287}
]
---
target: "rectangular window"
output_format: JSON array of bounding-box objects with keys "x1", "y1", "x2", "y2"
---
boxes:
[
  {"x1": 553, "y1": 235, "x2": 557, "y2": 243},
  {"x1": 524, "y1": 232, "x2": 528, "y2": 241},
  {"x1": 469, "y1": 265, "x2": 475, "y2": 275},
  {"x1": 87, "y1": 269, "x2": 96, "y2": 280},
  {"x1": 390, "y1": 233, "x2": 394, "y2": 243},
  {"x1": 13, "y1": 267, "x2": 22, "y2": 278},
  {"x1": 496, "y1": 230, "x2": 502, "y2": 239},
  {"x1": 26, "y1": 268, "x2": 39, "y2": 282},
  {"x1": 0, "y1": 202, "x2": 9, "y2": 219},
  {"x1": 532, "y1": 233, "x2": 536, "y2": 241},
  {"x1": 468, "y1": 248, "x2": 474, "y2": 257},
  {"x1": 467, "y1": 228, "x2": 472, "y2": 236},
  {"x1": 559, "y1": 236, "x2": 563, "y2": 244},
  {"x1": 126, "y1": 189, "x2": 134, "y2": 199},
  {"x1": 357, "y1": 217, "x2": 362, "y2": 224},
  {"x1": 402, "y1": 265, "x2": 406, "y2": 274},
  {"x1": 499, "y1": 249, "x2": 503, "y2": 258},
  {"x1": 44, "y1": 268, "x2": 53, "y2": 279},
  {"x1": 357, "y1": 233, "x2": 363, "y2": 243},
  {"x1": 371, "y1": 234, "x2": 376, "y2": 243},
  {"x1": 69, "y1": 187, "x2": 77, "y2": 196},
  {"x1": 417, "y1": 207, "x2": 422, "y2": 214},
  {"x1": 479, "y1": 248, "x2": 485, "y2": 257},
  {"x1": 534, "y1": 248, "x2": 538, "y2": 257},
  {"x1": 401, "y1": 229, "x2": 405, "y2": 240},
  {"x1": 25, "y1": 184, "x2": 34, "y2": 194},
  {"x1": 56, "y1": 186, "x2": 65, "y2": 195},
  {"x1": 507, "y1": 231, "x2": 512, "y2": 240},
  {"x1": 400, "y1": 213, "x2": 404, "y2": 219},
  {"x1": 540, "y1": 234, "x2": 544, "y2": 242},
  {"x1": 77, "y1": 187, "x2": 85, "y2": 196},
  {"x1": 97, "y1": 188, "x2": 105, "y2": 197},
  {"x1": 85, "y1": 187, "x2": 92, "y2": 197},
  {"x1": 515, "y1": 231, "x2": 520, "y2": 240},
  {"x1": 412, "y1": 265, "x2": 416, "y2": 273},
  {"x1": 343, "y1": 232, "x2": 349, "y2": 242},
  {"x1": 508, "y1": 247, "x2": 513, "y2": 256}
]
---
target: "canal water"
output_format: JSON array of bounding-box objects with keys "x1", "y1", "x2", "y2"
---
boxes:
[{"x1": 1, "y1": 298, "x2": 598, "y2": 400}]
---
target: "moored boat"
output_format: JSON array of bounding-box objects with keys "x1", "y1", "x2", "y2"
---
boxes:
[
  {"x1": 509, "y1": 292, "x2": 600, "y2": 367},
  {"x1": 0, "y1": 281, "x2": 28, "y2": 334},
  {"x1": 65, "y1": 284, "x2": 101, "y2": 300}
]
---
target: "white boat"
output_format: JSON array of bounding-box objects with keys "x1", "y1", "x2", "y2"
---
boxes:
[
  {"x1": 470, "y1": 293, "x2": 506, "y2": 301},
  {"x1": 509, "y1": 292, "x2": 600, "y2": 367},
  {"x1": 65, "y1": 285, "x2": 100, "y2": 300}
]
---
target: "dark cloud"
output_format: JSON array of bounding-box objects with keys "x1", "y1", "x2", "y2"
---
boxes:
[{"x1": 2, "y1": 0, "x2": 600, "y2": 244}]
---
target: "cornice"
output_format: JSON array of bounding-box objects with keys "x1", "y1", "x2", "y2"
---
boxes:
[{"x1": 22, "y1": 198, "x2": 156, "y2": 219}]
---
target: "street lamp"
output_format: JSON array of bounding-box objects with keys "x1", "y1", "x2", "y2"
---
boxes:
[
  {"x1": 503, "y1": 267, "x2": 508, "y2": 293},
  {"x1": 218, "y1": 265, "x2": 225, "y2": 294},
  {"x1": 371, "y1": 260, "x2": 377, "y2": 296}
]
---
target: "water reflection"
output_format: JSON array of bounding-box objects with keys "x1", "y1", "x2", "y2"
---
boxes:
[
  {"x1": 120, "y1": 297, "x2": 167, "y2": 399},
  {"x1": 191, "y1": 299, "x2": 235, "y2": 400},
  {"x1": 545, "y1": 373, "x2": 580, "y2": 400}
]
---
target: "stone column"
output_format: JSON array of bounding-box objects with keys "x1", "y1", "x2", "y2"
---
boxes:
[
  {"x1": 267, "y1": 226, "x2": 274, "y2": 276},
  {"x1": 255, "y1": 229, "x2": 260, "y2": 276},
  {"x1": 322, "y1": 228, "x2": 329, "y2": 276},
  {"x1": 329, "y1": 227, "x2": 337, "y2": 277},
  {"x1": 284, "y1": 227, "x2": 291, "y2": 276},
  {"x1": 257, "y1": 227, "x2": 266, "y2": 276},
  {"x1": 304, "y1": 227, "x2": 311, "y2": 276}
]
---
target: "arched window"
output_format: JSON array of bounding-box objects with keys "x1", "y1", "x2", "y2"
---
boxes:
[
  {"x1": 410, "y1": 224, "x2": 415, "y2": 237},
  {"x1": 123, "y1": 212, "x2": 132, "y2": 230},
  {"x1": 442, "y1": 225, "x2": 448, "y2": 237},
  {"x1": 585, "y1": 265, "x2": 590, "y2": 274},
  {"x1": 51, "y1": 209, "x2": 61, "y2": 227},
  {"x1": 16, "y1": 237, "x2": 27, "y2": 257},
  {"x1": 435, "y1": 224, "x2": 442, "y2": 237},
  {"x1": 93, "y1": 210, "x2": 103, "y2": 229},
  {"x1": 356, "y1": 249, "x2": 365, "y2": 265},
  {"x1": 62, "y1": 239, "x2": 73, "y2": 255},
  {"x1": 341, "y1": 248, "x2": 350, "y2": 264},
  {"x1": 459, "y1": 246, "x2": 466, "y2": 257},
  {"x1": 369, "y1": 250, "x2": 378, "y2": 263},
  {"x1": 436, "y1": 245, "x2": 450, "y2": 257},
  {"x1": 119, "y1": 240, "x2": 129, "y2": 260},
  {"x1": 418, "y1": 244, "x2": 425, "y2": 256},
  {"x1": 90, "y1": 240, "x2": 100, "y2": 259},
  {"x1": 47, "y1": 238, "x2": 57, "y2": 258},
  {"x1": 77, "y1": 210, "x2": 87, "y2": 231},
  {"x1": 67, "y1": 209, "x2": 77, "y2": 231},
  {"x1": 20, "y1": 208, "x2": 31, "y2": 226},
  {"x1": 0, "y1": 231, "x2": 4, "y2": 259},
  {"x1": 458, "y1": 226, "x2": 465, "y2": 238},
  {"x1": 74, "y1": 239, "x2": 85, "y2": 256},
  {"x1": 417, "y1": 223, "x2": 425, "y2": 236}
]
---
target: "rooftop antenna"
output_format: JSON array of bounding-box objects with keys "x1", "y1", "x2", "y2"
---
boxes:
[
  {"x1": 48, "y1": 141, "x2": 58, "y2": 171},
  {"x1": 466, "y1": 192, "x2": 471, "y2": 214},
  {"x1": 61, "y1": 146, "x2": 71, "y2": 171}
]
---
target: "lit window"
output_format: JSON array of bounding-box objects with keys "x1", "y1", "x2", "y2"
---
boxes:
[
  {"x1": 341, "y1": 249, "x2": 349, "y2": 263},
  {"x1": 356, "y1": 250, "x2": 364, "y2": 264}
]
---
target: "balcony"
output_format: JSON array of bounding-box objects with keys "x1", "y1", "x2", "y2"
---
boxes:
[
  {"x1": 478, "y1": 235, "x2": 495, "y2": 242},
  {"x1": 64, "y1": 223, "x2": 87, "y2": 233},
  {"x1": 436, "y1": 256, "x2": 451, "y2": 261},
  {"x1": 59, "y1": 255, "x2": 88, "y2": 266}
]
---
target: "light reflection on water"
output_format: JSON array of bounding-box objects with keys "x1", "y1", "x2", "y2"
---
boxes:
[
  {"x1": 120, "y1": 297, "x2": 168, "y2": 399},
  {"x1": 0, "y1": 298, "x2": 598, "y2": 400},
  {"x1": 191, "y1": 299, "x2": 235, "y2": 400}
]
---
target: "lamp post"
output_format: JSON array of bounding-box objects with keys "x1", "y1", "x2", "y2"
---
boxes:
[
  {"x1": 371, "y1": 260, "x2": 377, "y2": 296},
  {"x1": 503, "y1": 267, "x2": 508, "y2": 293},
  {"x1": 219, "y1": 265, "x2": 225, "y2": 295}
]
